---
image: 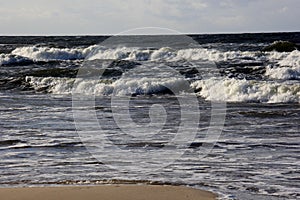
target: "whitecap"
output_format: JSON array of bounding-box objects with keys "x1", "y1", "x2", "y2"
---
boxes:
[{"x1": 191, "y1": 78, "x2": 300, "y2": 103}]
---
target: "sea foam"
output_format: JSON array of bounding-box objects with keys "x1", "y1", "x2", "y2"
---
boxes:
[
  {"x1": 266, "y1": 50, "x2": 300, "y2": 80},
  {"x1": 12, "y1": 46, "x2": 86, "y2": 61},
  {"x1": 25, "y1": 76, "x2": 187, "y2": 96},
  {"x1": 1, "y1": 45, "x2": 298, "y2": 65},
  {"x1": 191, "y1": 78, "x2": 300, "y2": 103},
  {"x1": 26, "y1": 75, "x2": 300, "y2": 103}
]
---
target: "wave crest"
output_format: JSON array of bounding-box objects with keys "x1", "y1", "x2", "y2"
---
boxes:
[
  {"x1": 25, "y1": 76, "x2": 188, "y2": 96},
  {"x1": 0, "y1": 45, "x2": 297, "y2": 65},
  {"x1": 12, "y1": 46, "x2": 86, "y2": 61},
  {"x1": 192, "y1": 78, "x2": 300, "y2": 103}
]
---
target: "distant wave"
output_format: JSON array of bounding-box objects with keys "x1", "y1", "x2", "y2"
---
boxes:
[
  {"x1": 0, "y1": 44, "x2": 298, "y2": 68},
  {"x1": 11, "y1": 46, "x2": 88, "y2": 61}
]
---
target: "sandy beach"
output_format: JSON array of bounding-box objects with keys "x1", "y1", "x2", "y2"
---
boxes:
[{"x1": 0, "y1": 185, "x2": 216, "y2": 200}]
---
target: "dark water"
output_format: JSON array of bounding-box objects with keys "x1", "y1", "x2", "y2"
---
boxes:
[{"x1": 0, "y1": 32, "x2": 299, "y2": 200}]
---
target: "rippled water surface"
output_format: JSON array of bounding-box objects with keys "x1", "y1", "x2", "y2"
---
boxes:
[{"x1": 0, "y1": 33, "x2": 299, "y2": 199}]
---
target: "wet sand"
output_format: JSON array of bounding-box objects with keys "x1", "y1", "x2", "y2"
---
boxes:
[{"x1": 0, "y1": 185, "x2": 216, "y2": 200}]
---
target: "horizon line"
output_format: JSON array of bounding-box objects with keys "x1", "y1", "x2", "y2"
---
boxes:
[{"x1": 0, "y1": 30, "x2": 299, "y2": 37}]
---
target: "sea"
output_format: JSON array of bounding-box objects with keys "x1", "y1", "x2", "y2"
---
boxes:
[{"x1": 0, "y1": 32, "x2": 299, "y2": 200}]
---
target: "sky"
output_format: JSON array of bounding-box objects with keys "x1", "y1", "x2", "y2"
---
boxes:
[{"x1": 0, "y1": 0, "x2": 299, "y2": 35}]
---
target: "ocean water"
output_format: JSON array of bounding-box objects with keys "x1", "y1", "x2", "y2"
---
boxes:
[{"x1": 0, "y1": 33, "x2": 299, "y2": 200}]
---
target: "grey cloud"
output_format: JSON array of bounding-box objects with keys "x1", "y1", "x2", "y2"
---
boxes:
[{"x1": 0, "y1": 0, "x2": 298, "y2": 34}]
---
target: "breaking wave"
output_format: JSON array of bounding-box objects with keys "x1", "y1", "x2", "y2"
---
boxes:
[
  {"x1": 11, "y1": 46, "x2": 89, "y2": 61},
  {"x1": 25, "y1": 76, "x2": 187, "y2": 96},
  {"x1": 265, "y1": 50, "x2": 300, "y2": 80},
  {"x1": 4, "y1": 44, "x2": 300, "y2": 104},
  {"x1": 25, "y1": 75, "x2": 300, "y2": 103},
  {"x1": 191, "y1": 78, "x2": 300, "y2": 103},
  {"x1": 0, "y1": 44, "x2": 297, "y2": 65},
  {"x1": 0, "y1": 54, "x2": 32, "y2": 66}
]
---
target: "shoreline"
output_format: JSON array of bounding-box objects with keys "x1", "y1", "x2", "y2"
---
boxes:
[{"x1": 0, "y1": 185, "x2": 217, "y2": 200}]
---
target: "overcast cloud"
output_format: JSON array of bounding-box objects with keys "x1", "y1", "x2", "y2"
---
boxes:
[{"x1": 0, "y1": 0, "x2": 299, "y2": 35}]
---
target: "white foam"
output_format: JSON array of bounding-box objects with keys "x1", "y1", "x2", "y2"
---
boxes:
[
  {"x1": 266, "y1": 50, "x2": 300, "y2": 80},
  {"x1": 191, "y1": 78, "x2": 300, "y2": 103},
  {"x1": 86, "y1": 46, "x2": 176, "y2": 61},
  {"x1": 111, "y1": 76, "x2": 187, "y2": 95},
  {"x1": 83, "y1": 45, "x2": 295, "y2": 64},
  {"x1": 25, "y1": 76, "x2": 75, "y2": 94},
  {"x1": 266, "y1": 65, "x2": 300, "y2": 80},
  {"x1": 8, "y1": 45, "x2": 300, "y2": 83},
  {"x1": 86, "y1": 46, "x2": 132, "y2": 60},
  {"x1": 127, "y1": 49, "x2": 151, "y2": 61},
  {"x1": 26, "y1": 75, "x2": 300, "y2": 103},
  {"x1": 87, "y1": 46, "x2": 201, "y2": 61},
  {"x1": 278, "y1": 50, "x2": 300, "y2": 67},
  {"x1": 25, "y1": 76, "x2": 187, "y2": 96},
  {"x1": 9, "y1": 45, "x2": 263, "y2": 62},
  {"x1": 12, "y1": 46, "x2": 86, "y2": 61},
  {"x1": 175, "y1": 48, "x2": 260, "y2": 62},
  {"x1": 11, "y1": 45, "x2": 151, "y2": 62},
  {"x1": 150, "y1": 47, "x2": 176, "y2": 60}
]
